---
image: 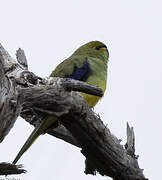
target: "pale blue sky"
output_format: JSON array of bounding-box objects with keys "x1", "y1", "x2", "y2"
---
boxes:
[{"x1": 0, "y1": 0, "x2": 162, "y2": 179}]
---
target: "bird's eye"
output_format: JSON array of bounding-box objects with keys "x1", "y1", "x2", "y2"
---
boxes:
[
  {"x1": 96, "y1": 46, "x2": 101, "y2": 50},
  {"x1": 96, "y1": 45, "x2": 107, "y2": 50}
]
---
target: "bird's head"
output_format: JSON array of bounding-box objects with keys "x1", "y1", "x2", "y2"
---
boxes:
[{"x1": 72, "y1": 41, "x2": 109, "y2": 63}]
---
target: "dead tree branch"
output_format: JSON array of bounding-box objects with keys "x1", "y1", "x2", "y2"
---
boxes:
[
  {"x1": 0, "y1": 163, "x2": 26, "y2": 175},
  {"x1": 0, "y1": 43, "x2": 148, "y2": 179}
]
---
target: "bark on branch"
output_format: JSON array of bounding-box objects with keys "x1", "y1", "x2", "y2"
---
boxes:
[
  {"x1": 0, "y1": 43, "x2": 148, "y2": 179},
  {"x1": 0, "y1": 163, "x2": 26, "y2": 175}
]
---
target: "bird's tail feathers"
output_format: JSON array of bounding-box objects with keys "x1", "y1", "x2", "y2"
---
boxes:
[
  {"x1": 12, "y1": 124, "x2": 42, "y2": 164},
  {"x1": 12, "y1": 116, "x2": 58, "y2": 164}
]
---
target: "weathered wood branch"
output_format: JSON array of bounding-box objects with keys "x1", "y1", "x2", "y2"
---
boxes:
[
  {"x1": 16, "y1": 48, "x2": 28, "y2": 70},
  {"x1": 0, "y1": 44, "x2": 22, "y2": 143},
  {"x1": 18, "y1": 83, "x2": 147, "y2": 180},
  {"x1": 0, "y1": 43, "x2": 148, "y2": 179},
  {"x1": 0, "y1": 163, "x2": 26, "y2": 175}
]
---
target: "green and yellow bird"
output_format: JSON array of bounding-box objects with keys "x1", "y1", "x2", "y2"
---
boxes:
[{"x1": 12, "y1": 41, "x2": 109, "y2": 164}]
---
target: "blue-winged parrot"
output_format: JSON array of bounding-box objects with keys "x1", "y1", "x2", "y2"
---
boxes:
[{"x1": 13, "y1": 41, "x2": 109, "y2": 164}]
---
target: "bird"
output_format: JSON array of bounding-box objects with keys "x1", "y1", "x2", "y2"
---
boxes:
[{"x1": 12, "y1": 41, "x2": 109, "y2": 164}]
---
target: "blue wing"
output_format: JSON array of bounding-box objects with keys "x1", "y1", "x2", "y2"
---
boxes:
[{"x1": 65, "y1": 57, "x2": 90, "y2": 81}]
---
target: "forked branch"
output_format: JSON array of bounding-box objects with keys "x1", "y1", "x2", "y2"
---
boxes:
[{"x1": 0, "y1": 43, "x2": 148, "y2": 179}]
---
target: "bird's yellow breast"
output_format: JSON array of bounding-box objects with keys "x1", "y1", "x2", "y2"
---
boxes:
[{"x1": 80, "y1": 80, "x2": 106, "y2": 106}]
